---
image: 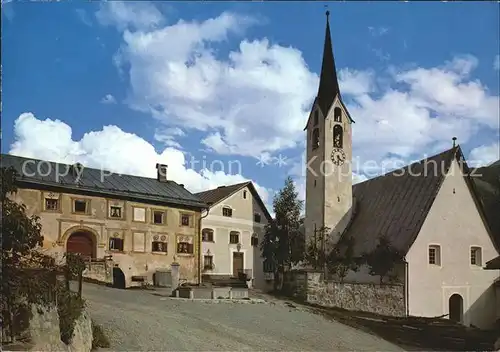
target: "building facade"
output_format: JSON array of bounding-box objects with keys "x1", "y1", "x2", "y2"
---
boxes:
[
  {"x1": 3, "y1": 154, "x2": 208, "y2": 288},
  {"x1": 303, "y1": 12, "x2": 500, "y2": 328},
  {"x1": 195, "y1": 182, "x2": 273, "y2": 290}
]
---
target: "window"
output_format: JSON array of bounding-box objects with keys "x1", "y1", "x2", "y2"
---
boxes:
[
  {"x1": 254, "y1": 213, "x2": 261, "y2": 223},
  {"x1": 333, "y1": 125, "x2": 343, "y2": 148},
  {"x1": 180, "y1": 214, "x2": 191, "y2": 226},
  {"x1": 203, "y1": 255, "x2": 214, "y2": 270},
  {"x1": 153, "y1": 210, "x2": 165, "y2": 224},
  {"x1": 109, "y1": 206, "x2": 122, "y2": 218},
  {"x1": 334, "y1": 107, "x2": 342, "y2": 122},
  {"x1": 109, "y1": 237, "x2": 124, "y2": 251},
  {"x1": 132, "y1": 207, "x2": 146, "y2": 222},
  {"x1": 229, "y1": 231, "x2": 240, "y2": 244},
  {"x1": 152, "y1": 241, "x2": 167, "y2": 253},
  {"x1": 312, "y1": 128, "x2": 320, "y2": 150},
  {"x1": 202, "y1": 228, "x2": 214, "y2": 242},
  {"x1": 470, "y1": 247, "x2": 482, "y2": 266},
  {"x1": 263, "y1": 259, "x2": 275, "y2": 273},
  {"x1": 45, "y1": 198, "x2": 59, "y2": 211},
  {"x1": 222, "y1": 207, "x2": 233, "y2": 217},
  {"x1": 428, "y1": 245, "x2": 441, "y2": 265},
  {"x1": 243, "y1": 190, "x2": 247, "y2": 199},
  {"x1": 74, "y1": 199, "x2": 87, "y2": 213},
  {"x1": 251, "y1": 234, "x2": 259, "y2": 247},
  {"x1": 313, "y1": 110, "x2": 319, "y2": 126},
  {"x1": 177, "y1": 235, "x2": 194, "y2": 254}
]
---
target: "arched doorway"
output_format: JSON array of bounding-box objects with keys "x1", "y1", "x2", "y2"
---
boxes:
[
  {"x1": 66, "y1": 231, "x2": 95, "y2": 260},
  {"x1": 449, "y1": 294, "x2": 464, "y2": 323},
  {"x1": 112, "y1": 267, "x2": 126, "y2": 289}
]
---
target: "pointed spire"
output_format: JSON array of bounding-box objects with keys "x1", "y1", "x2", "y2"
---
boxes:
[{"x1": 317, "y1": 10, "x2": 341, "y2": 116}]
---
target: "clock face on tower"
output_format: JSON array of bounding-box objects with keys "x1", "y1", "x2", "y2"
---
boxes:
[{"x1": 331, "y1": 148, "x2": 346, "y2": 166}]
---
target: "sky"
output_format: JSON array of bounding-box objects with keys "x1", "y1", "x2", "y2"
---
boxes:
[{"x1": 2, "y1": 1, "x2": 499, "y2": 213}]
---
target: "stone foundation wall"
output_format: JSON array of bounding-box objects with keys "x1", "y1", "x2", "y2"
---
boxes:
[
  {"x1": 22, "y1": 303, "x2": 93, "y2": 352},
  {"x1": 286, "y1": 271, "x2": 406, "y2": 317},
  {"x1": 83, "y1": 261, "x2": 112, "y2": 284}
]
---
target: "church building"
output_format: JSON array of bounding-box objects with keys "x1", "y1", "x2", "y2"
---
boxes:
[{"x1": 303, "y1": 11, "x2": 500, "y2": 329}]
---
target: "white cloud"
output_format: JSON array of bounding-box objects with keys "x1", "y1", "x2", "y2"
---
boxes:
[
  {"x1": 95, "y1": 1, "x2": 164, "y2": 31},
  {"x1": 494, "y1": 55, "x2": 500, "y2": 71},
  {"x1": 468, "y1": 142, "x2": 500, "y2": 167},
  {"x1": 100, "y1": 94, "x2": 117, "y2": 104},
  {"x1": 9, "y1": 113, "x2": 272, "y2": 207},
  {"x1": 103, "y1": 6, "x2": 317, "y2": 157},
  {"x1": 368, "y1": 26, "x2": 389, "y2": 37},
  {"x1": 348, "y1": 55, "x2": 499, "y2": 166}
]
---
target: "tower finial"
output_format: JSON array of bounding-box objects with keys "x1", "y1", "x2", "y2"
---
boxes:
[
  {"x1": 452, "y1": 136, "x2": 457, "y2": 148},
  {"x1": 326, "y1": 10, "x2": 330, "y2": 18}
]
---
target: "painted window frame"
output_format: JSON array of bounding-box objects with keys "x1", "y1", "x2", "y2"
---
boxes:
[
  {"x1": 229, "y1": 231, "x2": 240, "y2": 244},
  {"x1": 152, "y1": 208, "x2": 167, "y2": 225},
  {"x1": 202, "y1": 228, "x2": 215, "y2": 242},
  {"x1": 428, "y1": 244, "x2": 441, "y2": 266},
  {"x1": 151, "y1": 233, "x2": 169, "y2": 254},
  {"x1": 470, "y1": 246, "x2": 483, "y2": 267},
  {"x1": 222, "y1": 206, "x2": 233, "y2": 218},
  {"x1": 71, "y1": 197, "x2": 90, "y2": 215}
]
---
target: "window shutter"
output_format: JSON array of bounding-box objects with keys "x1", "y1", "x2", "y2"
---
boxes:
[{"x1": 188, "y1": 243, "x2": 194, "y2": 254}]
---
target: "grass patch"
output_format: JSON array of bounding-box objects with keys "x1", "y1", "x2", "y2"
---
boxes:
[{"x1": 91, "y1": 320, "x2": 110, "y2": 350}]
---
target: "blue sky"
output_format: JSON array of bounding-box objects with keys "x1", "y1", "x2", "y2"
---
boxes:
[{"x1": 2, "y1": 1, "x2": 499, "y2": 208}]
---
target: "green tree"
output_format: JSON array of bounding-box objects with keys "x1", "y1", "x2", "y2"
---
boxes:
[
  {"x1": 1, "y1": 166, "x2": 46, "y2": 341},
  {"x1": 304, "y1": 225, "x2": 331, "y2": 272},
  {"x1": 260, "y1": 177, "x2": 303, "y2": 292},
  {"x1": 327, "y1": 235, "x2": 359, "y2": 283},
  {"x1": 362, "y1": 235, "x2": 404, "y2": 284}
]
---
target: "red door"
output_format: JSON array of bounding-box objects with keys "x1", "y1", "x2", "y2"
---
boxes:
[{"x1": 67, "y1": 232, "x2": 94, "y2": 259}]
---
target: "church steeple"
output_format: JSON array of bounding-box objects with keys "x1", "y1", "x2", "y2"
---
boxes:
[{"x1": 317, "y1": 10, "x2": 341, "y2": 117}]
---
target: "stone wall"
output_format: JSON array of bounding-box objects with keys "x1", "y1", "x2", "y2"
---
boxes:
[
  {"x1": 17, "y1": 303, "x2": 93, "y2": 352},
  {"x1": 83, "y1": 260, "x2": 112, "y2": 284},
  {"x1": 286, "y1": 271, "x2": 406, "y2": 317}
]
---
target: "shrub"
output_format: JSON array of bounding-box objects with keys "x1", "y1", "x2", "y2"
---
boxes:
[
  {"x1": 56, "y1": 285, "x2": 85, "y2": 344},
  {"x1": 91, "y1": 320, "x2": 110, "y2": 350}
]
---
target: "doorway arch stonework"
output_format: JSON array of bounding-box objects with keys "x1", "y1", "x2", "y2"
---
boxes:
[{"x1": 63, "y1": 226, "x2": 99, "y2": 260}]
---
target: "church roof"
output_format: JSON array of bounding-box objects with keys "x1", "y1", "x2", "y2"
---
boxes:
[
  {"x1": 341, "y1": 146, "x2": 500, "y2": 257},
  {"x1": 471, "y1": 160, "x2": 500, "y2": 247}
]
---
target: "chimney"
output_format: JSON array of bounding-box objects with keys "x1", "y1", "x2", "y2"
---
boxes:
[{"x1": 156, "y1": 163, "x2": 168, "y2": 182}]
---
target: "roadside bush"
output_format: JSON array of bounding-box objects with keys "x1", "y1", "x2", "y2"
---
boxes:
[{"x1": 91, "y1": 320, "x2": 110, "y2": 350}]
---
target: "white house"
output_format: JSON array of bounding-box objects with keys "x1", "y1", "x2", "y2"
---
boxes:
[
  {"x1": 195, "y1": 181, "x2": 273, "y2": 290},
  {"x1": 303, "y1": 11, "x2": 500, "y2": 329}
]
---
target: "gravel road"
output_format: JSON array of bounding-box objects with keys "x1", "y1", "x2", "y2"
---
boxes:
[{"x1": 83, "y1": 283, "x2": 403, "y2": 351}]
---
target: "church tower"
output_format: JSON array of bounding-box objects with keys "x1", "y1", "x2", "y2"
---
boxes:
[{"x1": 304, "y1": 11, "x2": 354, "y2": 248}]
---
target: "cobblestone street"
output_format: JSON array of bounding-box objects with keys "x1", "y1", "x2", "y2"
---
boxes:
[{"x1": 83, "y1": 283, "x2": 403, "y2": 351}]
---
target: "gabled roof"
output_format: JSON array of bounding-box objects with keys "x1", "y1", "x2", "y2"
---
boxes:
[
  {"x1": 1, "y1": 154, "x2": 207, "y2": 209},
  {"x1": 195, "y1": 181, "x2": 272, "y2": 222},
  {"x1": 471, "y1": 160, "x2": 500, "y2": 248},
  {"x1": 340, "y1": 146, "x2": 499, "y2": 257}
]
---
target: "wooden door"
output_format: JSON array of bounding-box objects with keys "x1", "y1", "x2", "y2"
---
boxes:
[
  {"x1": 232, "y1": 252, "x2": 244, "y2": 277},
  {"x1": 67, "y1": 231, "x2": 94, "y2": 259}
]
